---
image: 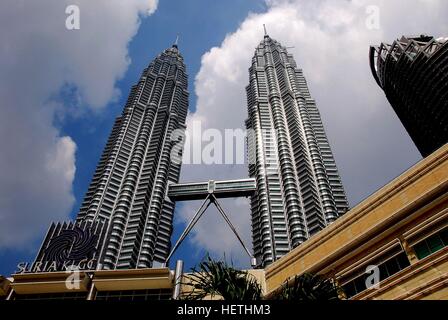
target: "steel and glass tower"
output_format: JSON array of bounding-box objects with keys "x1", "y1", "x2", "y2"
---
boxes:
[
  {"x1": 33, "y1": 43, "x2": 189, "y2": 271},
  {"x1": 79, "y1": 43, "x2": 188, "y2": 269},
  {"x1": 245, "y1": 33, "x2": 349, "y2": 267},
  {"x1": 370, "y1": 35, "x2": 448, "y2": 157}
]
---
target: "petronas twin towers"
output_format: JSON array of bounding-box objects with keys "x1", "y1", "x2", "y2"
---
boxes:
[{"x1": 34, "y1": 33, "x2": 348, "y2": 271}]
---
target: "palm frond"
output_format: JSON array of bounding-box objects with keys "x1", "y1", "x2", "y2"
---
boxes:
[
  {"x1": 274, "y1": 273, "x2": 342, "y2": 300},
  {"x1": 179, "y1": 255, "x2": 262, "y2": 300}
]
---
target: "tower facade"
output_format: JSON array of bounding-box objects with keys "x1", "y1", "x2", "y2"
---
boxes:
[
  {"x1": 246, "y1": 35, "x2": 349, "y2": 267},
  {"x1": 370, "y1": 35, "x2": 448, "y2": 157},
  {"x1": 34, "y1": 44, "x2": 189, "y2": 271}
]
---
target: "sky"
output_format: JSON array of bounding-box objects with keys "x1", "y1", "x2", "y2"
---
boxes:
[{"x1": 0, "y1": 0, "x2": 447, "y2": 276}]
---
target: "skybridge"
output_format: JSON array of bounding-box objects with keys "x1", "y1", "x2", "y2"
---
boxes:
[
  {"x1": 167, "y1": 178, "x2": 256, "y2": 201},
  {"x1": 165, "y1": 178, "x2": 258, "y2": 267}
]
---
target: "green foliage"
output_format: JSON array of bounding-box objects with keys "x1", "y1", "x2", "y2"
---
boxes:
[
  {"x1": 180, "y1": 255, "x2": 342, "y2": 301},
  {"x1": 180, "y1": 255, "x2": 262, "y2": 301},
  {"x1": 273, "y1": 273, "x2": 342, "y2": 301}
]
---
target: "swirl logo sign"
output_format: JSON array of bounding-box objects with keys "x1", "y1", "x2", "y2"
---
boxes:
[
  {"x1": 44, "y1": 226, "x2": 98, "y2": 265},
  {"x1": 16, "y1": 221, "x2": 106, "y2": 273}
]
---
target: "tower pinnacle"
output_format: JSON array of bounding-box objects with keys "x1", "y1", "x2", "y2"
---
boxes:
[{"x1": 263, "y1": 24, "x2": 268, "y2": 37}]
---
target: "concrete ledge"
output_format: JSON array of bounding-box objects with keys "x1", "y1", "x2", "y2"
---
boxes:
[
  {"x1": 93, "y1": 268, "x2": 173, "y2": 291},
  {"x1": 11, "y1": 271, "x2": 90, "y2": 294}
]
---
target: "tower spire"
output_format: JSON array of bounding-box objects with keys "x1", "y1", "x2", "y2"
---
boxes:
[
  {"x1": 263, "y1": 24, "x2": 268, "y2": 37},
  {"x1": 173, "y1": 34, "x2": 179, "y2": 48}
]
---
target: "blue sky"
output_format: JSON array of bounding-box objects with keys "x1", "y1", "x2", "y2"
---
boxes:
[{"x1": 1, "y1": 0, "x2": 447, "y2": 276}]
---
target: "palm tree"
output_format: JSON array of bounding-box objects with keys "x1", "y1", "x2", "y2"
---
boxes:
[
  {"x1": 273, "y1": 273, "x2": 342, "y2": 300},
  {"x1": 180, "y1": 255, "x2": 262, "y2": 300},
  {"x1": 180, "y1": 255, "x2": 342, "y2": 300}
]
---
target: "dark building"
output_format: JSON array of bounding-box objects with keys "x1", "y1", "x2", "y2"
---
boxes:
[{"x1": 370, "y1": 35, "x2": 448, "y2": 157}]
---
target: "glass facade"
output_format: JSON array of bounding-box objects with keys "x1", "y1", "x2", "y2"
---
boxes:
[
  {"x1": 70, "y1": 44, "x2": 188, "y2": 269},
  {"x1": 370, "y1": 35, "x2": 448, "y2": 157},
  {"x1": 246, "y1": 35, "x2": 349, "y2": 267}
]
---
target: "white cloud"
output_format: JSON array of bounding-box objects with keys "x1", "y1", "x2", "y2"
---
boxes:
[
  {"x1": 178, "y1": 0, "x2": 448, "y2": 266},
  {"x1": 0, "y1": 0, "x2": 158, "y2": 249}
]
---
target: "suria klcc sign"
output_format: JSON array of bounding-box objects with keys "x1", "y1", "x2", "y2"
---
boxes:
[
  {"x1": 16, "y1": 259, "x2": 98, "y2": 274},
  {"x1": 16, "y1": 221, "x2": 106, "y2": 274}
]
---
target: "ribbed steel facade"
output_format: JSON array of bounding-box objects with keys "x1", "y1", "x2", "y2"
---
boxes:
[
  {"x1": 75, "y1": 44, "x2": 189, "y2": 269},
  {"x1": 246, "y1": 35, "x2": 349, "y2": 267},
  {"x1": 370, "y1": 35, "x2": 448, "y2": 157}
]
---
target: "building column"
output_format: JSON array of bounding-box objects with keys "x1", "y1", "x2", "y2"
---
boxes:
[
  {"x1": 400, "y1": 237, "x2": 419, "y2": 265},
  {"x1": 86, "y1": 274, "x2": 97, "y2": 301},
  {"x1": 5, "y1": 288, "x2": 15, "y2": 301},
  {"x1": 172, "y1": 260, "x2": 184, "y2": 300}
]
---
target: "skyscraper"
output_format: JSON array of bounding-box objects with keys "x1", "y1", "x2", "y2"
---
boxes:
[
  {"x1": 370, "y1": 35, "x2": 448, "y2": 157},
  {"x1": 245, "y1": 34, "x2": 349, "y2": 267},
  {"x1": 33, "y1": 43, "x2": 189, "y2": 271}
]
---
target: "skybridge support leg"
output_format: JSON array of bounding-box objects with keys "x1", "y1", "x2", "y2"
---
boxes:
[
  {"x1": 162, "y1": 195, "x2": 211, "y2": 267},
  {"x1": 211, "y1": 195, "x2": 257, "y2": 267},
  {"x1": 163, "y1": 193, "x2": 256, "y2": 268}
]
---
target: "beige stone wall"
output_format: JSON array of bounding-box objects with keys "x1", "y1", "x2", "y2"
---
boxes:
[{"x1": 264, "y1": 144, "x2": 448, "y2": 300}]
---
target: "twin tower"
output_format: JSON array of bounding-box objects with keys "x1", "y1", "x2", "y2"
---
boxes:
[{"x1": 33, "y1": 34, "x2": 349, "y2": 272}]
